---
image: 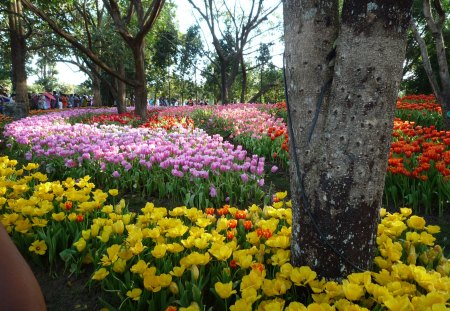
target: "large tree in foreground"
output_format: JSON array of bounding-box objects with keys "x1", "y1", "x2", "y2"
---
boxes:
[{"x1": 284, "y1": 0, "x2": 413, "y2": 279}]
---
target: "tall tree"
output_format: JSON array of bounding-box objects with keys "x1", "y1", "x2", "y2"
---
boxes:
[
  {"x1": 178, "y1": 25, "x2": 202, "y2": 103},
  {"x1": 8, "y1": 0, "x2": 30, "y2": 115},
  {"x1": 187, "y1": 0, "x2": 280, "y2": 104},
  {"x1": 151, "y1": 12, "x2": 179, "y2": 100},
  {"x1": 284, "y1": 0, "x2": 413, "y2": 279},
  {"x1": 21, "y1": 0, "x2": 165, "y2": 120},
  {"x1": 410, "y1": 0, "x2": 450, "y2": 129}
]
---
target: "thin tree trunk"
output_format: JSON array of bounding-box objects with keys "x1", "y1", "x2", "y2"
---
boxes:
[
  {"x1": 248, "y1": 82, "x2": 280, "y2": 103},
  {"x1": 420, "y1": 0, "x2": 450, "y2": 129},
  {"x1": 117, "y1": 62, "x2": 126, "y2": 114},
  {"x1": 410, "y1": 21, "x2": 442, "y2": 100},
  {"x1": 285, "y1": 0, "x2": 413, "y2": 279},
  {"x1": 133, "y1": 43, "x2": 148, "y2": 119},
  {"x1": 220, "y1": 63, "x2": 229, "y2": 104},
  {"x1": 240, "y1": 54, "x2": 247, "y2": 103}
]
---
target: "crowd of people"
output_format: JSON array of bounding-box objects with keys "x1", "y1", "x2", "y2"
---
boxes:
[
  {"x1": 29, "y1": 92, "x2": 94, "y2": 110},
  {"x1": 0, "y1": 88, "x2": 214, "y2": 112},
  {"x1": 148, "y1": 97, "x2": 210, "y2": 107}
]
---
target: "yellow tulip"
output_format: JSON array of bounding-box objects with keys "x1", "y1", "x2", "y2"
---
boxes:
[
  {"x1": 170, "y1": 266, "x2": 186, "y2": 278},
  {"x1": 52, "y1": 212, "x2": 66, "y2": 222},
  {"x1": 285, "y1": 301, "x2": 307, "y2": 311},
  {"x1": 275, "y1": 191, "x2": 288, "y2": 200},
  {"x1": 92, "y1": 268, "x2": 109, "y2": 281},
  {"x1": 342, "y1": 280, "x2": 364, "y2": 301},
  {"x1": 290, "y1": 266, "x2": 317, "y2": 286},
  {"x1": 29, "y1": 240, "x2": 47, "y2": 255},
  {"x1": 214, "y1": 281, "x2": 236, "y2": 299},
  {"x1": 130, "y1": 260, "x2": 148, "y2": 275},
  {"x1": 73, "y1": 238, "x2": 87, "y2": 252},
  {"x1": 406, "y1": 215, "x2": 426, "y2": 230},
  {"x1": 169, "y1": 282, "x2": 179, "y2": 295},
  {"x1": 113, "y1": 258, "x2": 127, "y2": 273},
  {"x1": 151, "y1": 244, "x2": 168, "y2": 258},
  {"x1": 126, "y1": 288, "x2": 142, "y2": 301},
  {"x1": 108, "y1": 189, "x2": 119, "y2": 196},
  {"x1": 179, "y1": 302, "x2": 200, "y2": 311},
  {"x1": 209, "y1": 242, "x2": 233, "y2": 261},
  {"x1": 230, "y1": 299, "x2": 252, "y2": 311}
]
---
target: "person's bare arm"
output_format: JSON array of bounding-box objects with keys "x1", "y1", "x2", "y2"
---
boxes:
[{"x1": 0, "y1": 224, "x2": 46, "y2": 311}]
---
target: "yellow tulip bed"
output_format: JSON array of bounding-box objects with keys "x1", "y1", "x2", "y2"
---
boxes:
[{"x1": 0, "y1": 155, "x2": 449, "y2": 310}]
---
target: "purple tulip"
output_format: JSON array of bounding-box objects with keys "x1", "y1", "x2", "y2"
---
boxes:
[
  {"x1": 241, "y1": 173, "x2": 249, "y2": 183},
  {"x1": 210, "y1": 185, "x2": 217, "y2": 197}
]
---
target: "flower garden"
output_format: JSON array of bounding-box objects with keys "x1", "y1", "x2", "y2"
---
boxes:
[{"x1": 0, "y1": 95, "x2": 449, "y2": 310}]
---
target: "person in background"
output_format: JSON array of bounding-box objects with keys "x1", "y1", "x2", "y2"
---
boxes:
[
  {"x1": 74, "y1": 94, "x2": 80, "y2": 107},
  {"x1": 61, "y1": 94, "x2": 68, "y2": 108},
  {"x1": 0, "y1": 89, "x2": 10, "y2": 114},
  {"x1": 0, "y1": 223, "x2": 47, "y2": 311},
  {"x1": 82, "y1": 95, "x2": 87, "y2": 107},
  {"x1": 68, "y1": 94, "x2": 74, "y2": 108}
]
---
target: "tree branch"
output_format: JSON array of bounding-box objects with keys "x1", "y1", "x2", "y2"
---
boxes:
[{"x1": 21, "y1": 0, "x2": 136, "y2": 87}]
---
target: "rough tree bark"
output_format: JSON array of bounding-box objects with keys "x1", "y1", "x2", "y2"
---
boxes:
[
  {"x1": 411, "y1": 0, "x2": 450, "y2": 129},
  {"x1": 8, "y1": 0, "x2": 29, "y2": 118},
  {"x1": 284, "y1": 0, "x2": 413, "y2": 279}
]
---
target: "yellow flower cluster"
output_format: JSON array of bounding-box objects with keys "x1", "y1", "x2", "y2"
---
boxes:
[{"x1": 0, "y1": 156, "x2": 449, "y2": 310}]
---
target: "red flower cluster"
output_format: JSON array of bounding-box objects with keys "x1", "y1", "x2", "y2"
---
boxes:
[
  {"x1": 256, "y1": 228, "x2": 272, "y2": 239},
  {"x1": 388, "y1": 119, "x2": 450, "y2": 179},
  {"x1": 87, "y1": 112, "x2": 194, "y2": 130},
  {"x1": 396, "y1": 94, "x2": 442, "y2": 114},
  {"x1": 267, "y1": 126, "x2": 289, "y2": 152}
]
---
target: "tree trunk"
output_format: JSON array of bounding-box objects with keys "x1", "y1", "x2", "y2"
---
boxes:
[
  {"x1": 417, "y1": 0, "x2": 450, "y2": 129},
  {"x1": 441, "y1": 90, "x2": 450, "y2": 129},
  {"x1": 285, "y1": 0, "x2": 413, "y2": 279},
  {"x1": 248, "y1": 82, "x2": 280, "y2": 103},
  {"x1": 92, "y1": 69, "x2": 102, "y2": 107},
  {"x1": 220, "y1": 63, "x2": 229, "y2": 104},
  {"x1": 117, "y1": 62, "x2": 127, "y2": 114},
  {"x1": 133, "y1": 43, "x2": 148, "y2": 119},
  {"x1": 410, "y1": 21, "x2": 442, "y2": 100},
  {"x1": 8, "y1": 0, "x2": 29, "y2": 116},
  {"x1": 240, "y1": 54, "x2": 247, "y2": 103}
]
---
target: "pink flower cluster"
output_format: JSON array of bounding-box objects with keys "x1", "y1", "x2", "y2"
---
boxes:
[{"x1": 5, "y1": 108, "x2": 266, "y2": 185}]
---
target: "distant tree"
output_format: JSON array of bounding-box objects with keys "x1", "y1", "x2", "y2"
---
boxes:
[
  {"x1": 22, "y1": 0, "x2": 165, "y2": 120},
  {"x1": 187, "y1": 0, "x2": 280, "y2": 104},
  {"x1": 248, "y1": 63, "x2": 283, "y2": 103},
  {"x1": 33, "y1": 47, "x2": 58, "y2": 91},
  {"x1": 178, "y1": 25, "x2": 202, "y2": 103},
  {"x1": 410, "y1": 0, "x2": 450, "y2": 128},
  {"x1": 151, "y1": 12, "x2": 179, "y2": 99}
]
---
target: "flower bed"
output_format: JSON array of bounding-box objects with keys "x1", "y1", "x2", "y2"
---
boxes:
[
  {"x1": 395, "y1": 94, "x2": 442, "y2": 128},
  {"x1": 3, "y1": 109, "x2": 270, "y2": 209},
  {"x1": 0, "y1": 156, "x2": 448, "y2": 310},
  {"x1": 385, "y1": 119, "x2": 450, "y2": 215}
]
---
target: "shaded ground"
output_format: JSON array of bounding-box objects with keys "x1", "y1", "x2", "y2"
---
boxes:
[{"x1": 30, "y1": 263, "x2": 104, "y2": 311}]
